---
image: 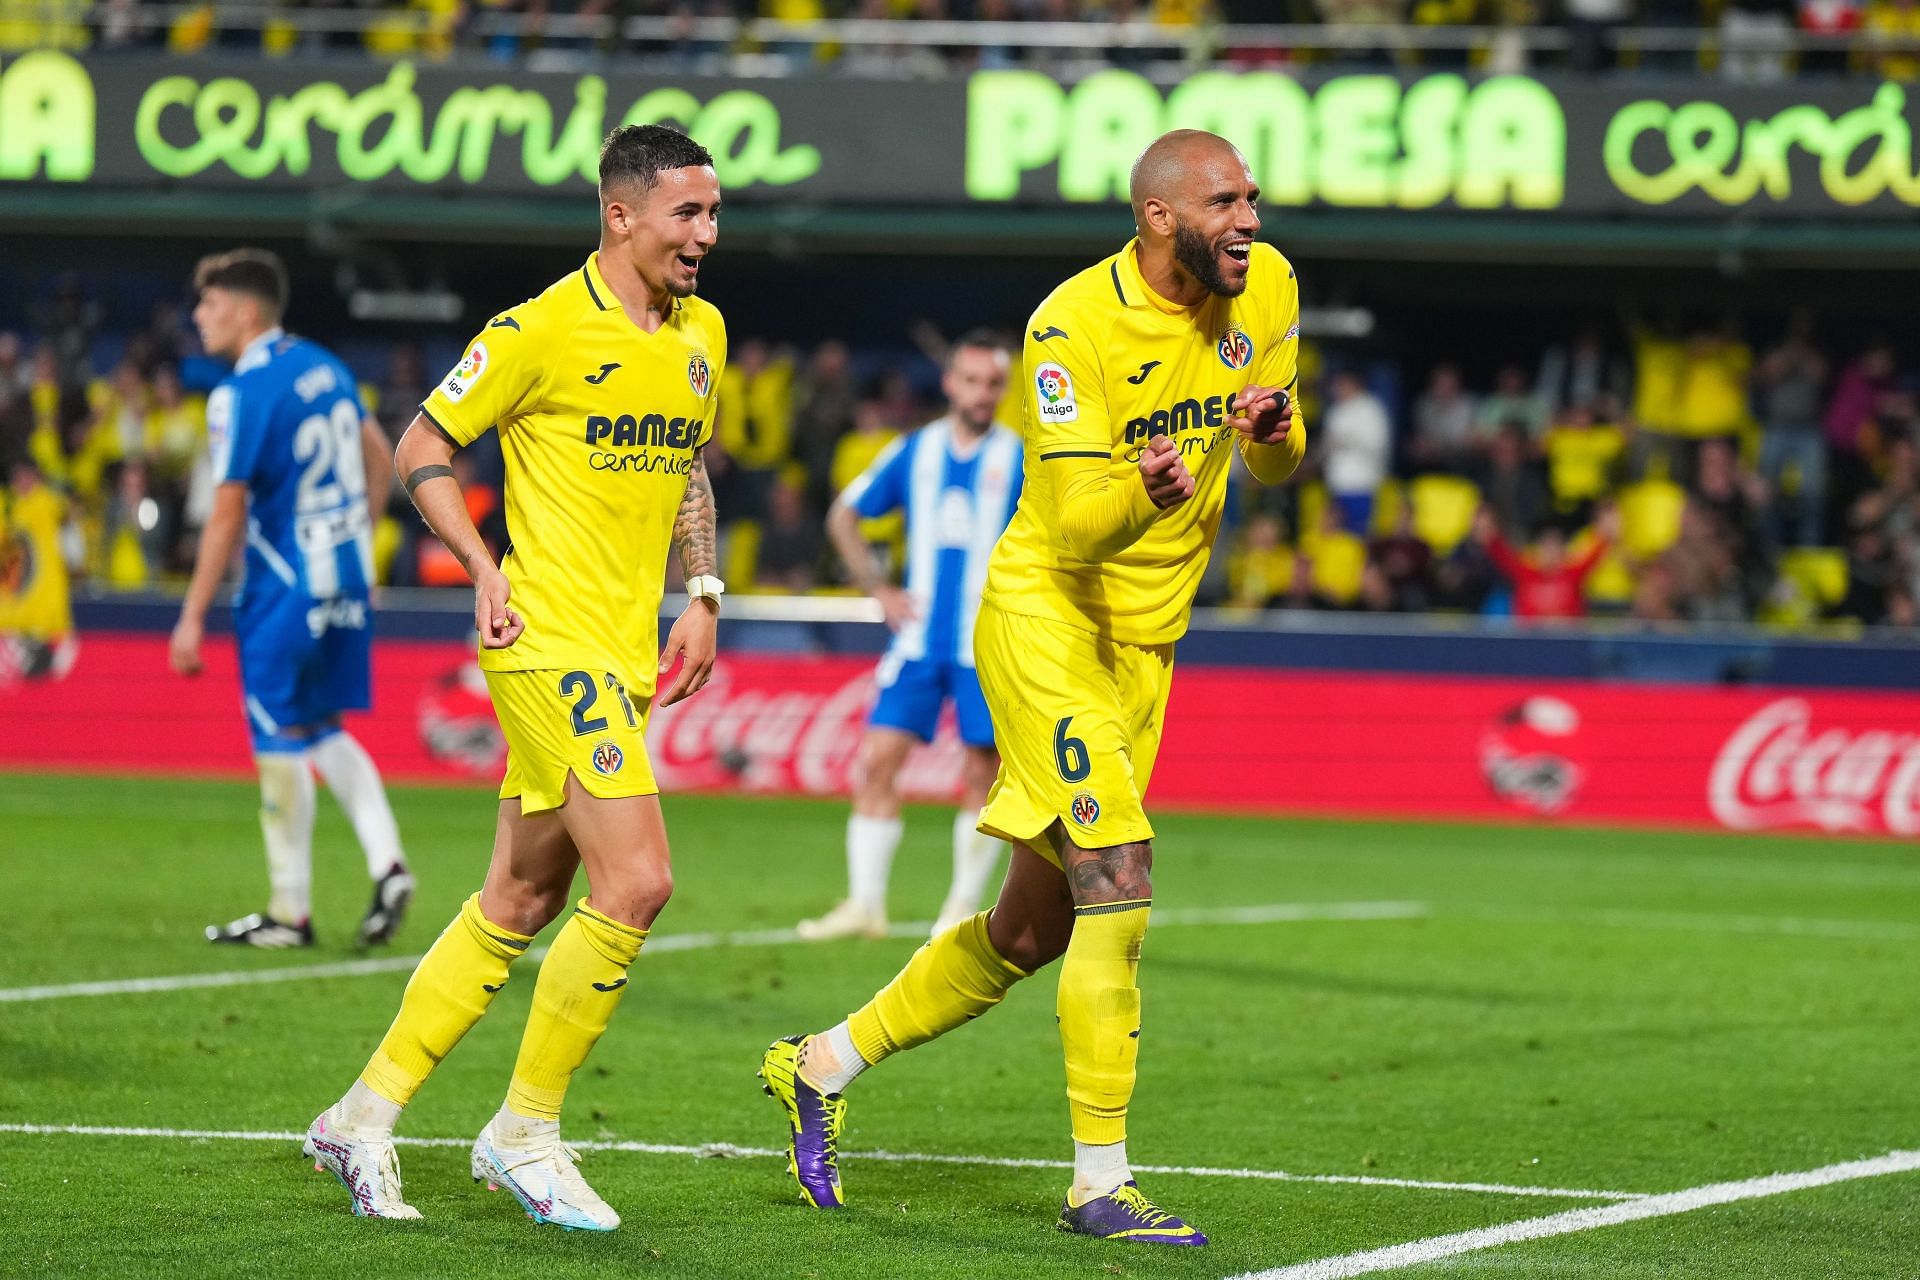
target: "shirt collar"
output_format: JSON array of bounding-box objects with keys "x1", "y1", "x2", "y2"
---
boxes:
[
  {"x1": 236, "y1": 327, "x2": 284, "y2": 372},
  {"x1": 586, "y1": 252, "x2": 677, "y2": 318},
  {"x1": 1113, "y1": 239, "x2": 1196, "y2": 317}
]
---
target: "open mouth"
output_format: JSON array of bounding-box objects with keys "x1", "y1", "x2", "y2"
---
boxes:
[
  {"x1": 677, "y1": 255, "x2": 702, "y2": 272},
  {"x1": 1221, "y1": 240, "x2": 1252, "y2": 267}
]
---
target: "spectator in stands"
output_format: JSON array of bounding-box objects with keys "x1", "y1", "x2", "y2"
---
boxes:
[
  {"x1": 1314, "y1": 0, "x2": 1406, "y2": 65},
  {"x1": 1635, "y1": 314, "x2": 1752, "y2": 480},
  {"x1": 1364, "y1": 502, "x2": 1434, "y2": 612},
  {"x1": 1754, "y1": 313, "x2": 1830, "y2": 546},
  {"x1": 1406, "y1": 362, "x2": 1479, "y2": 475},
  {"x1": 1824, "y1": 340, "x2": 1897, "y2": 507},
  {"x1": 1565, "y1": 0, "x2": 1631, "y2": 69},
  {"x1": 1864, "y1": 0, "x2": 1920, "y2": 80},
  {"x1": 719, "y1": 338, "x2": 796, "y2": 524},
  {"x1": 755, "y1": 475, "x2": 825, "y2": 593},
  {"x1": 1722, "y1": 0, "x2": 1796, "y2": 80},
  {"x1": 379, "y1": 341, "x2": 431, "y2": 442},
  {"x1": 1690, "y1": 437, "x2": 1773, "y2": 608},
  {"x1": 1542, "y1": 402, "x2": 1625, "y2": 526},
  {"x1": 1839, "y1": 502, "x2": 1902, "y2": 623},
  {"x1": 1536, "y1": 326, "x2": 1629, "y2": 419},
  {"x1": 1322, "y1": 368, "x2": 1392, "y2": 533},
  {"x1": 1475, "y1": 363, "x2": 1546, "y2": 441},
  {"x1": 795, "y1": 339, "x2": 859, "y2": 514},
  {"x1": 1660, "y1": 499, "x2": 1747, "y2": 624},
  {"x1": 1480, "y1": 421, "x2": 1550, "y2": 540},
  {"x1": 1227, "y1": 511, "x2": 1294, "y2": 610},
  {"x1": 1300, "y1": 503, "x2": 1369, "y2": 609},
  {"x1": 0, "y1": 334, "x2": 30, "y2": 473},
  {"x1": 1476, "y1": 504, "x2": 1615, "y2": 623},
  {"x1": 36, "y1": 275, "x2": 100, "y2": 393},
  {"x1": 1798, "y1": 0, "x2": 1863, "y2": 72}
]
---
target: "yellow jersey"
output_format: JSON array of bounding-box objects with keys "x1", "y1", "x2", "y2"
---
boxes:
[
  {"x1": 422, "y1": 253, "x2": 726, "y2": 697},
  {"x1": 984, "y1": 239, "x2": 1305, "y2": 645}
]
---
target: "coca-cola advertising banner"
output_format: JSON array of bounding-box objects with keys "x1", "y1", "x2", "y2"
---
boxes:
[{"x1": 4, "y1": 632, "x2": 1918, "y2": 838}]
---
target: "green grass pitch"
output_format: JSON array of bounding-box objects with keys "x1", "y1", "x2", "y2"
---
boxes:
[{"x1": 2, "y1": 772, "x2": 1917, "y2": 1278}]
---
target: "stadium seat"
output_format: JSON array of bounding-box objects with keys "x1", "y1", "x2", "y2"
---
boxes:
[
  {"x1": 1370, "y1": 479, "x2": 1405, "y2": 537},
  {"x1": 1296, "y1": 482, "x2": 1329, "y2": 550},
  {"x1": 1777, "y1": 547, "x2": 1849, "y2": 613},
  {"x1": 1310, "y1": 530, "x2": 1367, "y2": 606},
  {"x1": 1408, "y1": 474, "x2": 1480, "y2": 554},
  {"x1": 1615, "y1": 480, "x2": 1686, "y2": 560},
  {"x1": 726, "y1": 519, "x2": 763, "y2": 591}
]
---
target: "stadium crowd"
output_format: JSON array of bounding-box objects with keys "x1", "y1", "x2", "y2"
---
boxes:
[
  {"x1": 9, "y1": 0, "x2": 1920, "y2": 80},
  {"x1": 4, "y1": 294, "x2": 1920, "y2": 634}
]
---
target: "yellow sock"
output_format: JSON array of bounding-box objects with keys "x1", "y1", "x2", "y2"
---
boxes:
[
  {"x1": 846, "y1": 911, "x2": 1030, "y2": 1066},
  {"x1": 505, "y1": 899, "x2": 647, "y2": 1121},
  {"x1": 361, "y1": 894, "x2": 532, "y2": 1106},
  {"x1": 1057, "y1": 899, "x2": 1150, "y2": 1146}
]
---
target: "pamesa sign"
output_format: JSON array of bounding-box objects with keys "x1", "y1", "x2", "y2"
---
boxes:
[{"x1": 2, "y1": 50, "x2": 1918, "y2": 216}]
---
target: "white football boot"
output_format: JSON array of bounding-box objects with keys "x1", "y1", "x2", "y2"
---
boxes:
[
  {"x1": 795, "y1": 899, "x2": 888, "y2": 942},
  {"x1": 303, "y1": 1109, "x2": 422, "y2": 1219},
  {"x1": 471, "y1": 1115, "x2": 620, "y2": 1232}
]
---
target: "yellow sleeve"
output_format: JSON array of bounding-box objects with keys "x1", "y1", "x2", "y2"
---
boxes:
[
  {"x1": 1047, "y1": 452, "x2": 1162, "y2": 563},
  {"x1": 1240, "y1": 248, "x2": 1306, "y2": 486},
  {"x1": 421, "y1": 308, "x2": 549, "y2": 445},
  {"x1": 1022, "y1": 314, "x2": 1109, "y2": 459}
]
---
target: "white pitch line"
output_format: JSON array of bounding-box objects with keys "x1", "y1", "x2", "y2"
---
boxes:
[
  {"x1": 1232, "y1": 1149, "x2": 1920, "y2": 1280},
  {"x1": 0, "y1": 900, "x2": 1429, "y2": 1005},
  {"x1": 0, "y1": 1123, "x2": 1638, "y2": 1202}
]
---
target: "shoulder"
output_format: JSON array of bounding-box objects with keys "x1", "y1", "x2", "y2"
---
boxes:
[
  {"x1": 679, "y1": 297, "x2": 728, "y2": 361},
  {"x1": 1028, "y1": 254, "x2": 1123, "y2": 335},
  {"x1": 1250, "y1": 244, "x2": 1299, "y2": 306}
]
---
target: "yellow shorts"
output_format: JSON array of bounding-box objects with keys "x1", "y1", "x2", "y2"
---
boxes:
[
  {"x1": 974, "y1": 603, "x2": 1174, "y2": 860},
  {"x1": 485, "y1": 668, "x2": 657, "y2": 815}
]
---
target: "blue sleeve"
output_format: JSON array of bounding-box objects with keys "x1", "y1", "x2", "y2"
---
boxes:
[
  {"x1": 845, "y1": 435, "x2": 912, "y2": 520},
  {"x1": 1005, "y1": 444, "x2": 1025, "y2": 522},
  {"x1": 210, "y1": 378, "x2": 273, "y2": 487}
]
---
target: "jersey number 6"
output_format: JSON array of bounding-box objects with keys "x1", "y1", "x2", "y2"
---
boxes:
[{"x1": 1054, "y1": 716, "x2": 1091, "y2": 783}]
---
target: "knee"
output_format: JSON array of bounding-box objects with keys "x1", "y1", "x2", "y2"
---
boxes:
[
  {"x1": 485, "y1": 880, "x2": 569, "y2": 937},
  {"x1": 593, "y1": 865, "x2": 674, "y2": 930},
  {"x1": 988, "y1": 910, "x2": 1070, "y2": 974}
]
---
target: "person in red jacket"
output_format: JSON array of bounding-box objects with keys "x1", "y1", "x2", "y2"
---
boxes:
[{"x1": 1475, "y1": 504, "x2": 1618, "y2": 622}]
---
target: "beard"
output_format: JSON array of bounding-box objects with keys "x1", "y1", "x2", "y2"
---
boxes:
[
  {"x1": 665, "y1": 275, "x2": 698, "y2": 299},
  {"x1": 1172, "y1": 221, "x2": 1241, "y2": 298}
]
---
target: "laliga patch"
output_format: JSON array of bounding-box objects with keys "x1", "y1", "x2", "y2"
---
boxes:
[
  {"x1": 1034, "y1": 362, "x2": 1077, "y2": 422},
  {"x1": 1217, "y1": 326, "x2": 1254, "y2": 371},
  {"x1": 591, "y1": 740, "x2": 625, "y2": 776},
  {"x1": 687, "y1": 353, "x2": 711, "y2": 398},
  {"x1": 443, "y1": 341, "x2": 488, "y2": 402},
  {"x1": 1070, "y1": 790, "x2": 1101, "y2": 827}
]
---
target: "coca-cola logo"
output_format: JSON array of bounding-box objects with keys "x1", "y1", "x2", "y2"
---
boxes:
[
  {"x1": 647, "y1": 660, "x2": 966, "y2": 798},
  {"x1": 1709, "y1": 698, "x2": 1920, "y2": 834}
]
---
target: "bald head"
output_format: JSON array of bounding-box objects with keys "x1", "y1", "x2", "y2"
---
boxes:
[
  {"x1": 1128, "y1": 129, "x2": 1261, "y2": 301},
  {"x1": 1129, "y1": 129, "x2": 1245, "y2": 224}
]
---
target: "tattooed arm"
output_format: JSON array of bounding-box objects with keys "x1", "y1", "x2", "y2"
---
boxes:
[
  {"x1": 659, "y1": 449, "x2": 719, "y2": 706},
  {"x1": 672, "y1": 449, "x2": 718, "y2": 579}
]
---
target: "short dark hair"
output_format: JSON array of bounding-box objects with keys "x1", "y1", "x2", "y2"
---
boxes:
[
  {"x1": 193, "y1": 249, "x2": 288, "y2": 318},
  {"x1": 599, "y1": 125, "x2": 714, "y2": 196},
  {"x1": 947, "y1": 328, "x2": 1009, "y2": 366}
]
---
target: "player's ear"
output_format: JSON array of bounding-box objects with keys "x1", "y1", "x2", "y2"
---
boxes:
[{"x1": 1140, "y1": 195, "x2": 1175, "y2": 239}]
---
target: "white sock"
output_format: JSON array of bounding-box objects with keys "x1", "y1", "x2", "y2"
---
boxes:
[
  {"x1": 846, "y1": 814, "x2": 903, "y2": 914},
  {"x1": 337, "y1": 1078, "x2": 403, "y2": 1138},
  {"x1": 798, "y1": 1021, "x2": 869, "y2": 1096},
  {"x1": 256, "y1": 753, "x2": 315, "y2": 923},
  {"x1": 490, "y1": 1104, "x2": 560, "y2": 1149},
  {"x1": 1072, "y1": 1139, "x2": 1132, "y2": 1203},
  {"x1": 308, "y1": 731, "x2": 407, "y2": 880},
  {"x1": 942, "y1": 811, "x2": 1004, "y2": 916}
]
